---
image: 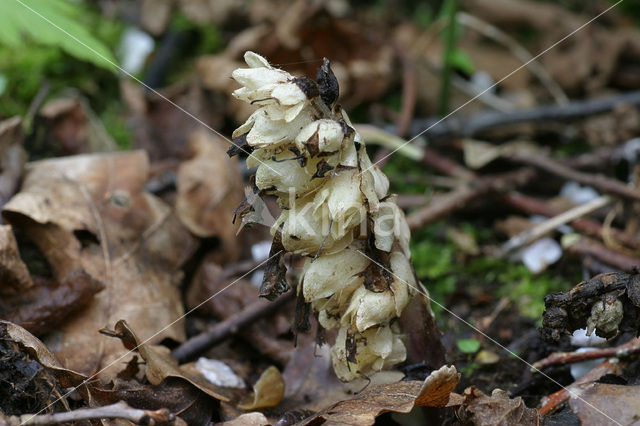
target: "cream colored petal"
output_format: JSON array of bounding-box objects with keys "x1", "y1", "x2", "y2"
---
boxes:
[
  {"x1": 342, "y1": 286, "x2": 397, "y2": 332},
  {"x1": 302, "y1": 246, "x2": 369, "y2": 302},
  {"x1": 271, "y1": 82, "x2": 306, "y2": 105},
  {"x1": 246, "y1": 109, "x2": 314, "y2": 147},
  {"x1": 312, "y1": 169, "x2": 365, "y2": 240},
  {"x1": 244, "y1": 51, "x2": 272, "y2": 69},
  {"x1": 232, "y1": 67, "x2": 289, "y2": 90}
]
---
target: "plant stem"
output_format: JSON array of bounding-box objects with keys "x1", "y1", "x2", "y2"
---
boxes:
[{"x1": 438, "y1": 0, "x2": 459, "y2": 116}]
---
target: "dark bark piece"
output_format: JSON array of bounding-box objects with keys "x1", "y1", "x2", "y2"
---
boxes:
[
  {"x1": 541, "y1": 271, "x2": 640, "y2": 342},
  {"x1": 317, "y1": 58, "x2": 340, "y2": 108},
  {"x1": 0, "y1": 269, "x2": 104, "y2": 336},
  {"x1": 259, "y1": 231, "x2": 290, "y2": 301}
]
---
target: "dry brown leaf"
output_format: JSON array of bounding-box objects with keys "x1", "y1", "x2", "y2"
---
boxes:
[
  {"x1": 569, "y1": 383, "x2": 640, "y2": 425},
  {"x1": 238, "y1": 366, "x2": 285, "y2": 410},
  {"x1": 216, "y1": 412, "x2": 269, "y2": 426},
  {"x1": 0, "y1": 224, "x2": 33, "y2": 292},
  {"x1": 38, "y1": 97, "x2": 117, "y2": 156},
  {"x1": 0, "y1": 269, "x2": 104, "y2": 336},
  {"x1": 140, "y1": 0, "x2": 173, "y2": 36},
  {"x1": 0, "y1": 117, "x2": 27, "y2": 208},
  {"x1": 1, "y1": 320, "x2": 87, "y2": 388},
  {"x1": 457, "y1": 387, "x2": 540, "y2": 426},
  {"x1": 123, "y1": 79, "x2": 223, "y2": 162},
  {"x1": 2, "y1": 320, "x2": 218, "y2": 425},
  {"x1": 2, "y1": 151, "x2": 197, "y2": 378},
  {"x1": 176, "y1": 129, "x2": 243, "y2": 261},
  {"x1": 113, "y1": 320, "x2": 231, "y2": 402},
  {"x1": 300, "y1": 365, "x2": 459, "y2": 425}
]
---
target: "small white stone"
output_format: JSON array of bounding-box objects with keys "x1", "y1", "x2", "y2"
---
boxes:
[
  {"x1": 195, "y1": 358, "x2": 245, "y2": 388},
  {"x1": 560, "y1": 181, "x2": 600, "y2": 204},
  {"x1": 520, "y1": 237, "x2": 562, "y2": 273}
]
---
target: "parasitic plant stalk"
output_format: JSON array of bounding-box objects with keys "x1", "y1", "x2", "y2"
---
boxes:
[{"x1": 229, "y1": 52, "x2": 438, "y2": 381}]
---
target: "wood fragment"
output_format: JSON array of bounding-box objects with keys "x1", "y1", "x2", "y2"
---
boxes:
[
  {"x1": 6, "y1": 401, "x2": 185, "y2": 425},
  {"x1": 533, "y1": 337, "x2": 640, "y2": 370}
]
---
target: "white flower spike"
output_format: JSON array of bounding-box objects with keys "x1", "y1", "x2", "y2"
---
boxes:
[{"x1": 230, "y1": 52, "x2": 434, "y2": 381}]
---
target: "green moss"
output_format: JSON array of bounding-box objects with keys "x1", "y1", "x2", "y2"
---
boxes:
[{"x1": 411, "y1": 223, "x2": 573, "y2": 320}]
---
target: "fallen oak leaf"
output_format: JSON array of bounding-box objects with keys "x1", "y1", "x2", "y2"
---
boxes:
[
  {"x1": 111, "y1": 319, "x2": 231, "y2": 402},
  {"x1": 0, "y1": 320, "x2": 92, "y2": 401},
  {"x1": 2, "y1": 320, "x2": 217, "y2": 425},
  {"x1": 568, "y1": 383, "x2": 640, "y2": 425},
  {"x1": 457, "y1": 387, "x2": 540, "y2": 426},
  {"x1": 176, "y1": 129, "x2": 243, "y2": 262},
  {"x1": 299, "y1": 365, "x2": 459, "y2": 425},
  {"x1": 0, "y1": 224, "x2": 33, "y2": 292},
  {"x1": 2, "y1": 151, "x2": 197, "y2": 379},
  {"x1": 1, "y1": 268, "x2": 104, "y2": 336}
]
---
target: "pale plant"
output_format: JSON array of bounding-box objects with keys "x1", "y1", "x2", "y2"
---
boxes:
[{"x1": 229, "y1": 52, "x2": 434, "y2": 381}]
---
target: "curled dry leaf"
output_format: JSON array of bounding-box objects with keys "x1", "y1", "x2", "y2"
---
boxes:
[
  {"x1": 216, "y1": 412, "x2": 269, "y2": 426},
  {"x1": 2, "y1": 151, "x2": 197, "y2": 378},
  {"x1": 457, "y1": 387, "x2": 540, "y2": 426},
  {"x1": 38, "y1": 97, "x2": 117, "y2": 156},
  {"x1": 123, "y1": 79, "x2": 222, "y2": 162},
  {"x1": 1, "y1": 269, "x2": 104, "y2": 336},
  {"x1": 299, "y1": 365, "x2": 460, "y2": 426},
  {"x1": 238, "y1": 366, "x2": 285, "y2": 410},
  {"x1": 112, "y1": 319, "x2": 231, "y2": 402},
  {"x1": 1, "y1": 320, "x2": 89, "y2": 394},
  {"x1": 176, "y1": 129, "x2": 243, "y2": 261},
  {"x1": 2, "y1": 320, "x2": 218, "y2": 425},
  {"x1": 0, "y1": 224, "x2": 33, "y2": 292}
]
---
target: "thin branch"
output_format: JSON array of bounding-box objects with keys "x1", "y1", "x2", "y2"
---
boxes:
[
  {"x1": 501, "y1": 191, "x2": 640, "y2": 251},
  {"x1": 404, "y1": 89, "x2": 640, "y2": 141},
  {"x1": 172, "y1": 291, "x2": 294, "y2": 363},
  {"x1": 406, "y1": 168, "x2": 535, "y2": 230},
  {"x1": 496, "y1": 195, "x2": 612, "y2": 257},
  {"x1": 533, "y1": 337, "x2": 640, "y2": 370},
  {"x1": 565, "y1": 237, "x2": 640, "y2": 272},
  {"x1": 457, "y1": 11, "x2": 568, "y2": 105},
  {"x1": 7, "y1": 401, "x2": 185, "y2": 425},
  {"x1": 508, "y1": 151, "x2": 640, "y2": 202}
]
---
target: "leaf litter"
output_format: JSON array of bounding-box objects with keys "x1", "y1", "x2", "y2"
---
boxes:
[{"x1": 2, "y1": 0, "x2": 640, "y2": 424}]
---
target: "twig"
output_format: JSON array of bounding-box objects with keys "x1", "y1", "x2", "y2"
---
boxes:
[
  {"x1": 538, "y1": 359, "x2": 621, "y2": 415},
  {"x1": 457, "y1": 12, "x2": 568, "y2": 105},
  {"x1": 438, "y1": 0, "x2": 459, "y2": 115},
  {"x1": 394, "y1": 46, "x2": 417, "y2": 138},
  {"x1": 172, "y1": 291, "x2": 294, "y2": 363},
  {"x1": 501, "y1": 191, "x2": 640, "y2": 250},
  {"x1": 7, "y1": 401, "x2": 185, "y2": 425},
  {"x1": 533, "y1": 337, "x2": 640, "y2": 370},
  {"x1": 565, "y1": 237, "x2": 640, "y2": 272},
  {"x1": 496, "y1": 195, "x2": 612, "y2": 257},
  {"x1": 422, "y1": 147, "x2": 475, "y2": 180},
  {"x1": 404, "y1": 89, "x2": 640, "y2": 141},
  {"x1": 406, "y1": 168, "x2": 535, "y2": 230},
  {"x1": 508, "y1": 151, "x2": 640, "y2": 202}
]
